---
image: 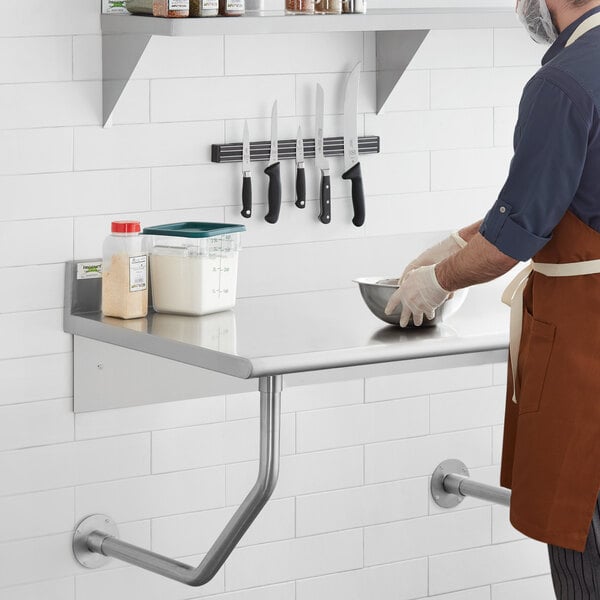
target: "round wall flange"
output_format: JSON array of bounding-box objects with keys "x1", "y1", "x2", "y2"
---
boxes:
[
  {"x1": 430, "y1": 458, "x2": 470, "y2": 508},
  {"x1": 73, "y1": 514, "x2": 119, "y2": 569}
]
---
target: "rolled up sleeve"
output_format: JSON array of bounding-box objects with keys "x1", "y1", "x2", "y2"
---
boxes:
[{"x1": 479, "y1": 73, "x2": 592, "y2": 261}]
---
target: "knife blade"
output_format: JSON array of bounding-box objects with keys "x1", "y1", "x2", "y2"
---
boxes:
[
  {"x1": 264, "y1": 100, "x2": 282, "y2": 224},
  {"x1": 315, "y1": 84, "x2": 331, "y2": 224},
  {"x1": 295, "y1": 125, "x2": 306, "y2": 209},
  {"x1": 341, "y1": 62, "x2": 366, "y2": 227},
  {"x1": 241, "y1": 120, "x2": 252, "y2": 219}
]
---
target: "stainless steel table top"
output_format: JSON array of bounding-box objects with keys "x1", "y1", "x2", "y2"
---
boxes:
[{"x1": 65, "y1": 262, "x2": 510, "y2": 379}]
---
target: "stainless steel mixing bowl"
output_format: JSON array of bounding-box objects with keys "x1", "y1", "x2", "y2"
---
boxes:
[{"x1": 353, "y1": 276, "x2": 468, "y2": 326}]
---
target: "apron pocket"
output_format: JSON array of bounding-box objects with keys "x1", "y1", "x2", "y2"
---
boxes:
[{"x1": 518, "y1": 308, "x2": 556, "y2": 415}]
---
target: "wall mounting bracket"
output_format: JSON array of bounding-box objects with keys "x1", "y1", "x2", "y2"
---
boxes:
[
  {"x1": 431, "y1": 458, "x2": 512, "y2": 508},
  {"x1": 72, "y1": 374, "x2": 282, "y2": 587}
]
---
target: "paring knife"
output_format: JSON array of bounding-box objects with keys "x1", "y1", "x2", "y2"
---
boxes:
[
  {"x1": 295, "y1": 125, "x2": 306, "y2": 209},
  {"x1": 264, "y1": 101, "x2": 282, "y2": 224},
  {"x1": 241, "y1": 120, "x2": 252, "y2": 219},
  {"x1": 315, "y1": 84, "x2": 331, "y2": 224},
  {"x1": 342, "y1": 62, "x2": 366, "y2": 227}
]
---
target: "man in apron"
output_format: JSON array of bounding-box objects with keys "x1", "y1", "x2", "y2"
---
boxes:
[{"x1": 385, "y1": 0, "x2": 600, "y2": 596}]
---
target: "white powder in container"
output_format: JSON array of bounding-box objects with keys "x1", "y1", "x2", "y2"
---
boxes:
[{"x1": 150, "y1": 252, "x2": 239, "y2": 316}]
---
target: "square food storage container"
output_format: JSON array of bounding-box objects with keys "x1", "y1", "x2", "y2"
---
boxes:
[{"x1": 142, "y1": 222, "x2": 246, "y2": 316}]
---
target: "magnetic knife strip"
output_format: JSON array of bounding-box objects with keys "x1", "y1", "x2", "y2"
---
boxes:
[{"x1": 211, "y1": 136, "x2": 380, "y2": 163}]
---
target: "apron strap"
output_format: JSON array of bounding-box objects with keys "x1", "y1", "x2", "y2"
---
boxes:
[
  {"x1": 566, "y1": 12, "x2": 600, "y2": 46},
  {"x1": 502, "y1": 258, "x2": 600, "y2": 404},
  {"x1": 502, "y1": 263, "x2": 533, "y2": 404}
]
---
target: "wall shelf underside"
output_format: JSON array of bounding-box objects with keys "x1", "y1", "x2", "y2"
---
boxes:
[{"x1": 101, "y1": 8, "x2": 519, "y2": 127}]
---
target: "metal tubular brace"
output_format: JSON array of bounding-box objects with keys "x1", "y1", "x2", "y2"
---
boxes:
[
  {"x1": 73, "y1": 374, "x2": 283, "y2": 586},
  {"x1": 430, "y1": 458, "x2": 511, "y2": 509}
]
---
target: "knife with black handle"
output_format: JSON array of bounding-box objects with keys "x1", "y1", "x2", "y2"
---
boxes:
[
  {"x1": 264, "y1": 101, "x2": 281, "y2": 224},
  {"x1": 295, "y1": 125, "x2": 306, "y2": 209},
  {"x1": 296, "y1": 167, "x2": 306, "y2": 209},
  {"x1": 319, "y1": 172, "x2": 331, "y2": 224},
  {"x1": 241, "y1": 120, "x2": 252, "y2": 218},
  {"x1": 241, "y1": 121, "x2": 252, "y2": 219},
  {"x1": 342, "y1": 62, "x2": 366, "y2": 227},
  {"x1": 342, "y1": 162, "x2": 365, "y2": 227},
  {"x1": 264, "y1": 161, "x2": 282, "y2": 224},
  {"x1": 315, "y1": 84, "x2": 331, "y2": 224},
  {"x1": 242, "y1": 175, "x2": 252, "y2": 219}
]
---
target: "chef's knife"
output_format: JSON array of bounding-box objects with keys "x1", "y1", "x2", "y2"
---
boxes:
[
  {"x1": 241, "y1": 120, "x2": 252, "y2": 219},
  {"x1": 264, "y1": 101, "x2": 281, "y2": 224},
  {"x1": 341, "y1": 62, "x2": 366, "y2": 227},
  {"x1": 315, "y1": 84, "x2": 331, "y2": 224},
  {"x1": 295, "y1": 125, "x2": 306, "y2": 209}
]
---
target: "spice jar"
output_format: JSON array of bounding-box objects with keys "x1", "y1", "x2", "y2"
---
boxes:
[
  {"x1": 285, "y1": 0, "x2": 314, "y2": 14},
  {"x1": 219, "y1": 0, "x2": 245, "y2": 15},
  {"x1": 314, "y1": 0, "x2": 340, "y2": 12},
  {"x1": 342, "y1": 0, "x2": 365, "y2": 11},
  {"x1": 102, "y1": 221, "x2": 148, "y2": 320},
  {"x1": 153, "y1": 0, "x2": 189, "y2": 16},
  {"x1": 190, "y1": 0, "x2": 219, "y2": 15}
]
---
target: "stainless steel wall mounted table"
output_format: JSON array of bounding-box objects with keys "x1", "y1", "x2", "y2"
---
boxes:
[{"x1": 65, "y1": 260, "x2": 510, "y2": 587}]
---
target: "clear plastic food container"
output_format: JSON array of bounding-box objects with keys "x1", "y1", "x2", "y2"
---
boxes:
[{"x1": 143, "y1": 222, "x2": 246, "y2": 317}]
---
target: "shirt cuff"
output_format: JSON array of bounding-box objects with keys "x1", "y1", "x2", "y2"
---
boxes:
[{"x1": 479, "y1": 200, "x2": 551, "y2": 261}]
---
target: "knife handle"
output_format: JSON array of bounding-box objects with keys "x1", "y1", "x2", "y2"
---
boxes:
[
  {"x1": 295, "y1": 166, "x2": 306, "y2": 209},
  {"x1": 342, "y1": 162, "x2": 365, "y2": 227},
  {"x1": 264, "y1": 161, "x2": 282, "y2": 224},
  {"x1": 241, "y1": 175, "x2": 252, "y2": 219},
  {"x1": 318, "y1": 173, "x2": 331, "y2": 224}
]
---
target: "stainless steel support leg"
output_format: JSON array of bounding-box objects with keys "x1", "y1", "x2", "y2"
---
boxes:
[
  {"x1": 430, "y1": 458, "x2": 511, "y2": 508},
  {"x1": 73, "y1": 374, "x2": 283, "y2": 586}
]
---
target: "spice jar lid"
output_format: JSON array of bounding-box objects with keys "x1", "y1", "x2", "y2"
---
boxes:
[{"x1": 111, "y1": 220, "x2": 141, "y2": 234}]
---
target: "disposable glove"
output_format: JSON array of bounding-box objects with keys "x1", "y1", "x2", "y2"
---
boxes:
[
  {"x1": 384, "y1": 264, "x2": 450, "y2": 327},
  {"x1": 399, "y1": 231, "x2": 467, "y2": 284}
]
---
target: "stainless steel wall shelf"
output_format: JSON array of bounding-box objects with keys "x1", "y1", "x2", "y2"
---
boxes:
[
  {"x1": 211, "y1": 135, "x2": 380, "y2": 163},
  {"x1": 100, "y1": 8, "x2": 519, "y2": 126}
]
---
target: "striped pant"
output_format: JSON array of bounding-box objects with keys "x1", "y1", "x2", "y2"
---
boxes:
[{"x1": 548, "y1": 493, "x2": 600, "y2": 598}]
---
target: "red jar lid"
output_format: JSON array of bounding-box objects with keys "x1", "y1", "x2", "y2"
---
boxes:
[{"x1": 111, "y1": 220, "x2": 141, "y2": 233}]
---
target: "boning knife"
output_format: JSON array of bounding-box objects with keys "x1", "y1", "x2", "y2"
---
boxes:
[
  {"x1": 315, "y1": 84, "x2": 331, "y2": 224},
  {"x1": 342, "y1": 62, "x2": 366, "y2": 227},
  {"x1": 295, "y1": 125, "x2": 306, "y2": 209},
  {"x1": 264, "y1": 100, "x2": 282, "y2": 224},
  {"x1": 241, "y1": 119, "x2": 252, "y2": 218}
]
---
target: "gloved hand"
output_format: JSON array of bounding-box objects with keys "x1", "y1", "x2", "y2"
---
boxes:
[
  {"x1": 384, "y1": 264, "x2": 450, "y2": 327},
  {"x1": 399, "y1": 231, "x2": 467, "y2": 284}
]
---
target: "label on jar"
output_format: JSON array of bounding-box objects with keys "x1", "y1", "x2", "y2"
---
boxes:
[
  {"x1": 203, "y1": 0, "x2": 218, "y2": 7},
  {"x1": 226, "y1": 0, "x2": 244, "y2": 9},
  {"x1": 169, "y1": 0, "x2": 189, "y2": 8},
  {"x1": 129, "y1": 255, "x2": 147, "y2": 292},
  {"x1": 77, "y1": 262, "x2": 103, "y2": 280},
  {"x1": 102, "y1": 0, "x2": 129, "y2": 12}
]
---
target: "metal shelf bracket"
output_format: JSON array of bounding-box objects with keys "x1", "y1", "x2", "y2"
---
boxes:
[
  {"x1": 375, "y1": 30, "x2": 430, "y2": 114},
  {"x1": 102, "y1": 32, "x2": 152, "y2": 127},
  {"x1": 73, "y1": 374, "x2": 282, "y2": 587},
  {"x1": 430, "y1": 458, "x2": 512, "y2": 508}
]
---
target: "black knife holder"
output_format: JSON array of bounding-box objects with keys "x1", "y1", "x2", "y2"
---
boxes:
[{"x1": 211, "y1": 136, "x2": 380, "y2": 163}]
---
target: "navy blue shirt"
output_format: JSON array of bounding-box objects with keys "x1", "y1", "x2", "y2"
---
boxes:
[{"x1": 480, "y1": 6, "x2": 600, "y2": 261}]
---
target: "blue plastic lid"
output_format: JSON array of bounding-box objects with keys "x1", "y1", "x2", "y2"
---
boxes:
[{"x1": 142, "y1": 222, "x2": 246, "y2": 238}]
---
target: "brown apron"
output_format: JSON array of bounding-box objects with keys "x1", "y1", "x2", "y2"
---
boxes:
[{"x1": 500, "y1": 210, "x2": 600, "y2": 552}]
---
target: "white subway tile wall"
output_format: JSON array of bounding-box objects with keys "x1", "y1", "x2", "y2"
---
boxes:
[{"x1": 0, "y1": 1, "x2": 553, "y2": 597}]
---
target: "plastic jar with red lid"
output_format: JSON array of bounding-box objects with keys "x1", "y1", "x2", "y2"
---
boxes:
[{"x1": 101, "y1": 220, "x2": 148, "y2": 319}]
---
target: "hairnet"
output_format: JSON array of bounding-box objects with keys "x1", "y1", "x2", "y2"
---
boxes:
[{"x1": 516, "y1": 0, "x2": 559, "y2": 44}]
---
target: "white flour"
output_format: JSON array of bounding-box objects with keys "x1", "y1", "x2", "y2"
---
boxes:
[{"x1": 149, "y1": 252, "x2": 239, "y2": 316}]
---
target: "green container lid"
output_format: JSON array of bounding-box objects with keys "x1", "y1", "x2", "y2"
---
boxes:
[{"x1": 142, "y1": 222, "x2": 246, "y2": 238}]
